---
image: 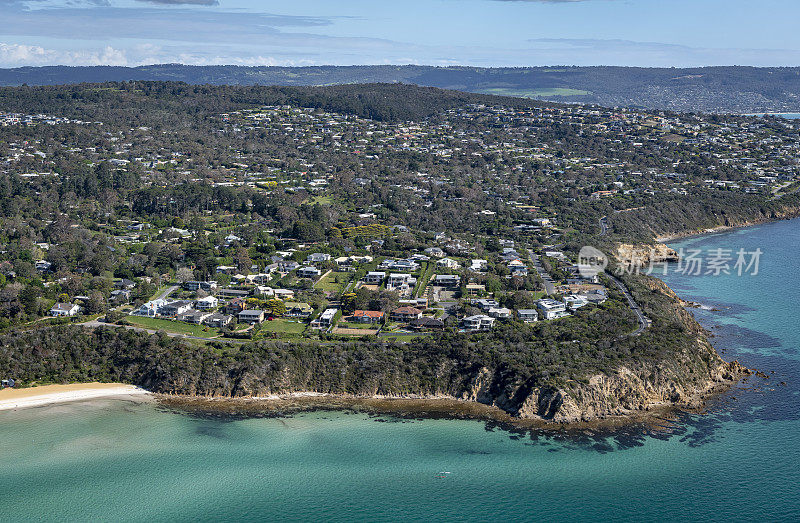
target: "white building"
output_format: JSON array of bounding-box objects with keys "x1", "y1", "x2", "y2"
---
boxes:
[
  {"x1": 195, "y1": 296, "x2": 219, "y2": 310},
  {"x1": 463, "y1": 315, "x2": 495, "y2": 331},
  {"x1": 536, "y1": 299, "x2": 569, "y2": 320},
  {"x1": 50, "y1": 303, "x2": 80, "y2": 317}
]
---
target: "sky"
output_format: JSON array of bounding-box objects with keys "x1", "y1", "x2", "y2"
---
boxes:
[{"x1": 1, "y1": 0, "x2": 800, "y2": 68}]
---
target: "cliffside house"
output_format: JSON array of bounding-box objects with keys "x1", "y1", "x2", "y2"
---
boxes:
[
  {"x1": 536, "y1": 299, "x2": 569, "y2": 320},
  {"x1": 463, "y1": 315, "x2": 495, "y2": 331},
  {"x1": 517, "y1": 309, "x2": 539, "y2": 323}
]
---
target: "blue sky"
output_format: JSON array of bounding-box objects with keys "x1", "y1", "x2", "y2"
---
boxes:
[{"x1": 1, "y1": 0, "x2": 800, "y2": 68}]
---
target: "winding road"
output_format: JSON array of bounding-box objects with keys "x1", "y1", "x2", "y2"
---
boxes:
[{"x1": 598, "y1": 215, "x2": 650, "y2": 336}]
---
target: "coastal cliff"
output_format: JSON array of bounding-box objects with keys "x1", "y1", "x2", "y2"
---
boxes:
[{"x1": 0, "y1": 277, "x2": 748, "y2": 426}]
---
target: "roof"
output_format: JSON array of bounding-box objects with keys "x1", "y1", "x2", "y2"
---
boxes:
[
  {"x1": 353, "y1": 310, "x2": 384, "y2": 318},
  {"x1": 392, "y1": 306, "x2": 422, "y2": 315}
]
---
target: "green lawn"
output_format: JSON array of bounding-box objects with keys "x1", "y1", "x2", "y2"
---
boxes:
[
  {"x1": 126, "y1": 316, "x2": 220, "y2": 337},
  {"x1": 258, "y1": 318, "x2": 307, "y2": 334},
  {"x1": 315, "y1": 271, "x2": 351, "y2": 294}
]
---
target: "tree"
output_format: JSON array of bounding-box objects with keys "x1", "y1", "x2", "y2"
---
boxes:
[{"x1": 176, "y1": 267, "x2": 194, "y2": 283}]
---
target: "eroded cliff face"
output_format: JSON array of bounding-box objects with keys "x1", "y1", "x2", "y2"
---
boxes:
[{"x1": 458, "y1": 277, "x2": 750, "y2": 423}]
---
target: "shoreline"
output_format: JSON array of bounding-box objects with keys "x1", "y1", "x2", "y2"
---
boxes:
[
  {"x1": 152, "y1": 380, "x2": 740, "y2": 433},
  {"x1": 0, "y1": 383, "x2": 150, "y2": 411}
]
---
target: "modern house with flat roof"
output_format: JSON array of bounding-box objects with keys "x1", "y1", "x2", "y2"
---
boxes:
[{"x1": 463, "y1": 315, "x2": 495, "y2": 331}]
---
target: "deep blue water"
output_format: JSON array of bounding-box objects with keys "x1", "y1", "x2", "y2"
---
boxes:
[{"x1": 1, "y1": 220, "x2": 800, "y2": 521}]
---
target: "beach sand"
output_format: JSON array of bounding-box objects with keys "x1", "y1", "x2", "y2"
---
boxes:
[{"x1": 0, "y1": 383, "x2": 150, "y2": 411}]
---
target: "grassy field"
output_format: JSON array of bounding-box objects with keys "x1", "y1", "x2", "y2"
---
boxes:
[
  {"x1": 315, "y1": 271, "x2": 351, "y2": 294},
  {"x1": 257, "y1": 318, "x2": 307, "y2": 335},
  {"x1": 477, "y1": 87, "x2": 591, "y2": 98},
  {"x1": 126, "y1": 316, "x2": 220, "y2": 337}
]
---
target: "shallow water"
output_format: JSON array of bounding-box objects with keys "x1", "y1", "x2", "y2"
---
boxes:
[{"x1": 2, "y1": 219, "x2": 800, "y2": 521}]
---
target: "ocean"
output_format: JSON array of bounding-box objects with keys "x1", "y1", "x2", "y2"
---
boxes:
[{"x1": 2, "y1": 219, "x2": 800, "y2": 521}]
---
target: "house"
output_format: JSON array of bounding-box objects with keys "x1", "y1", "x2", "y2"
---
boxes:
[
  {"x1": 285, "y1": 302, "x2": 313, "y2": 318},
  {"x1": 205, "y1": 313, "x2": 233, "y2": 329},
  {"x1": 364, "y1": 271, "x2": 386, "y2": 284},
  {"x1": 159, "y1": 300, "x2": 193, "y2": 317},
  {"x1": 470, "y1": 259, "x2": 488, "y2": 272},
  {"x1": 390, "y1": 306, "x2": 423, "y2": 322},
  {"x1": 35, "y1": 260, "x2": 52, "y2": 272},
  {"x1": 563, "y1": 295, "x2": 589, "y2": 310},
  {"x1": 517, "y1": 309, "x2": 539, "y2": 323},
  {"x1": 132, "y1": 299, "x2": 166, "y2": 317},
  {"x1": 238, "y1": 309, "x2": 265, "y2": 324},
  {"x1": 509, "y1": 265, "x2": 529, "y2": 277},
  {"x1": 298, "y1": 266, "x2": 322, "y2": 279},
  {"x1": 472, "y1": 299, "x2": 500, "y2": 311},
  {"x1": 399, "y1": 297, "x2": 428, "y2": 309},
  {"x1": 315, "y1": 308, "x2": 339, "y2": 327},
  {"x1": 465, "y1": 284, "x2": 485, "y2": 297},
  {"x1": 424, "y1": 247, "x2": 445, "y2": 258},
  {"x1": 110, "y1": 289, "x2": 132, "y2": 303},
  {"x1": 463, "y1": 315, "x2": 495, "y2": 331},
  {"x1": 434, "y1": 274, "x2": 460, "y2": 288},
  {"x1": 217, "y1": 288, "x2": 250, "y2": 299},
  {"x1": 582, "y1": 289, "x2": 608, "y2": 305},
  {"x1": 306, "y1": 253, "x2": 331, "y2": 263},
  {"x1": 279, "y1": 260, "x2": 300, "y2": 273},
  {"x1": 335, "y1": 256, "x2": 354, "y2": 270},
  {"x1": 215, "y1": 265, "x2": 236, "y2": 275},
  {"x1": 387, "y1": 273, "x2": 416, "y2": 289},
  {"x1": 223, "y1": 297, "x2": 246, "y2": 315},
  {"x1": 253, "y1": 286, "x2": 275, "y2": 297},
  {"x1": 50, "y1": 302, "x2": 80, "y2": 317},
  {"x1": 488, "y1": 307, "x2": 512, "y2": 319},
  {"x1": 195, "y1": 296, "x2": 219, "y2": 310},
  {"x1": 409, "y1": 316, "x2": 445, "y2": 331},
  {"x1": 537, "y1": 299, "x2": 569, "y2": 320},
  {"x1": 177, "y1": 309, "x2": 212, "y2": 325},
  {"x1": 352, "y1": 310, "x2": 384, "y2": 324},
  {"x1": 114, "y1": 278, "x2": 136, "y2": 290},
  {"x1": 184, "y1": 281, "x2": 218, "y2": 292},
  {"x1": 273, "y1": 289, "x2": 295, "y2": 300},
  {"x1": 437, "y1": 258, "x2": 461, "y2": 269}
]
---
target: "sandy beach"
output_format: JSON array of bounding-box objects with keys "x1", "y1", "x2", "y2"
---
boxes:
[{"x1": 0, "y1": 383, "x2": 150, "y2": 411}]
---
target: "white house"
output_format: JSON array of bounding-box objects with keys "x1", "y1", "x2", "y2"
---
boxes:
[
  {"x1": 306, "y1": 253, "x2": 331, "y2": 263},
  {"x1": 298, "y1": 266, "x2": 322, "y2": 279},
  {"x1": 364, "y1": 271, "x2": 386, "y2": 284},
  {"x1": 517, "y1": 309, "x2": 539, "y2": 323},
  {"x1": 463, "y1": 315, "x2": 495, "y2": 331},
  {"x1": 437, "y1": 257, "x2": 461, "y2": 269},
  {"x1": 50, "y1": 303, "x2": 80, "y2": 317},
  {"x1": 195, "y1": 296, "x2": 219, "y2": 310},
  {"x1": 537, "y1": 299, "x2": 569, "y2": 320}
]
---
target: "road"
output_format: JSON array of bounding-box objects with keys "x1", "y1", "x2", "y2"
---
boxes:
[
  {"x1": 603, "y1": 272, "x2": 650, "y2": 336},
  {"x1": 529, "y1": 253, "x2": 556, "y2": 295},
  {"x1": 597, "y1": 215, "x2": 649, "y2": 335},
  {"x1": 599, "y1": 216, "x2": 609, "y2": 236},
  {"x1": 81, "y1": 318, "x2": 248, "y2": 344},
  {"x1": 153, "y1": 285, "x2": 178, "y2": 301}
]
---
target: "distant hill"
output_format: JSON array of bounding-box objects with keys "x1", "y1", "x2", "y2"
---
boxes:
[{"x1": 2, "y1": 64, "x2": 800, "y2": 114}]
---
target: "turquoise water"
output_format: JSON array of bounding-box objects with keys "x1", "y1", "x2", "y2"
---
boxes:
[{"x1": 2, "y1": 220, "x2": 800, "y2": 521}]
